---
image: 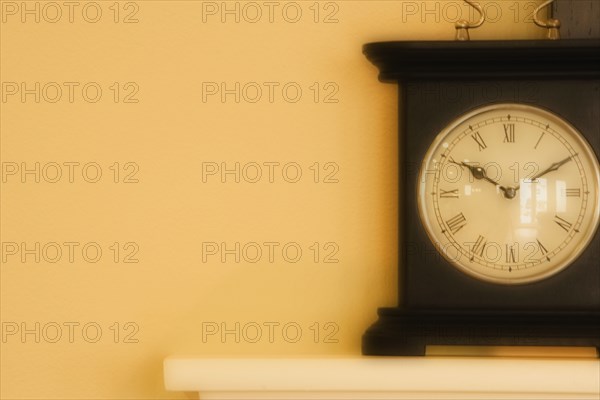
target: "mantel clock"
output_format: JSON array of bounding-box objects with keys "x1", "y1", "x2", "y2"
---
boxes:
[{"x1": 362, "y1": 0, "x2": 600, "y2": 356}]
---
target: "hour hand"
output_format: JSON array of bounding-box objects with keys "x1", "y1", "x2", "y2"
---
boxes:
[
  {"x1": 449, "y1": 159, "x2": 515, "y2": 198},
  {"x1": 450, "y1": 159, "x2": 500, "y2": 187}
]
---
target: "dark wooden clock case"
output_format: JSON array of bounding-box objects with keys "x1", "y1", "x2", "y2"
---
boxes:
[{"x1": 362, "y1": 40, "x2": 600, "y2": 356}]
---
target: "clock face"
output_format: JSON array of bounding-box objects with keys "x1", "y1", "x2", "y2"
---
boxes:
[{"x1": 417, "y1": 103, "x2": 600, "y2": 285}]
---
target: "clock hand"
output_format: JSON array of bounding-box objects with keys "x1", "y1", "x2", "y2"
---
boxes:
[
  {"x1": 530, "y1": 153, "x2": 576, "y2": 181},
  {"x1": 449, "y1": 159, "x2": 514, "y2": 197},
  {"x1": 515, "y1": 154, "x2": 576, "y2": 191},
  {"x1": 449, "y1": 159, "x2": 496, "y2": 184},
  {"x1": 461, "y1": 162, "x2": 499, "y2": 186}
]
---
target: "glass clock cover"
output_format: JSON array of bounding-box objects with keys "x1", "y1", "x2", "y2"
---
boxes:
[{"x1": 418, "y1": 103, "x2": 600, "y2": 285}]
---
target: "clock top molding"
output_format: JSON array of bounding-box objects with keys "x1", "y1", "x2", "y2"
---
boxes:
[{"x1": 363, "y1": 39, "x2": 600, "y2": 81}]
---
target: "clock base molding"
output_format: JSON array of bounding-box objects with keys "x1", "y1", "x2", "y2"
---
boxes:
[
  {"x1": 164, "y1": 357, "x2": 600, "y2": 400},
  {"x1": 363, "y1": 308, "x2": 600, "y2": 356}
]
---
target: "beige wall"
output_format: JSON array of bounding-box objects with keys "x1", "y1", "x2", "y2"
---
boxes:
[{"x1": 1, "y1": 1, "x2": 546, "y2": 398}]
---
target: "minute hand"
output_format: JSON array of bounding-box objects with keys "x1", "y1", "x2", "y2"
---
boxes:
[{"x1": 518, "y1": 154, "x2": 576, "y2": 189}]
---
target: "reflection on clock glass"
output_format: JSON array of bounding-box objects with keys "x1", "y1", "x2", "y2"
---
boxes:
[{"x1": 417, "y1": 103, "x2": 600, "y2": 285}]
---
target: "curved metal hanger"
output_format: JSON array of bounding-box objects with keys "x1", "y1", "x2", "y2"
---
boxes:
[
  {"x1": 532, "y1": 0, "x2": 561, "y2": 40},
  {"x1": 455, "y1": 0, "x2": 485, "y2": 41}
]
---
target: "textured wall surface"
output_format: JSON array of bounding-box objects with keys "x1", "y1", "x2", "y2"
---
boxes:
[{"x1": 0, "y1": 1, "x2": 567, "y2": 399}]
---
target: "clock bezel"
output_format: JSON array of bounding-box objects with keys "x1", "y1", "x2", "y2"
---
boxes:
[{"x1": 416, "y1": 102, "x2": 600, "y2": 285}]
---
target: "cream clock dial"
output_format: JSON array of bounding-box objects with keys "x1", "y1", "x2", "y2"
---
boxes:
[{"x1": 418, "y1": 103, "x2": 600, "y2": 285}]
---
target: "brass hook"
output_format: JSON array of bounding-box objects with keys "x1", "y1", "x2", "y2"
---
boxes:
[
  {"x1": 532, "y1": 0, "x2": 561, "y2": 40},
  {"x1": 455, "y1": 0, "x2": 485, "y2": 41}
]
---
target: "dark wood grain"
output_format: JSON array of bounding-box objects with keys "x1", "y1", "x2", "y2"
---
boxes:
[{"x1": 554, "y1": 0, "x2": 600, "y2": 38}]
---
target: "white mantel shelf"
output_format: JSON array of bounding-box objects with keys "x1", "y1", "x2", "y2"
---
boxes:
[{"x1": 164, "y1": 356, "x2": 600, "y2": 399}]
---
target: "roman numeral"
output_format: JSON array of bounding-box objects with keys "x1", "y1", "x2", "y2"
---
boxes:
[
  {"x1": 445, "y1": 213, "x2": 467, "y2": 235},
  {"x1": 470, "y1": 235, "x2": 487, "y2": 260},
  {"x1": 503, "y1": 124, "x2": 515, "y2": 143},
  {"x1": 440, "y1": 189, "x2": 459, "y2": 199},
  {"x1": 566, "y1": 188, "x2": 581, "y2": 197},
  {"x1": 506, "y1": 244, "x2": 517, "y2": 263},
  {"x1": 554, "y1": 215, "x2": 575, "y2": 232},
  {"x1": 537, "y1": 239, "x2": 550, "y2": 261},
  {"x1": 534, "y1": 132, "x2": 545, "y2": 149},
  {"x1": 471, "y1": 131, "x2": 487, "y2": 151}
]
